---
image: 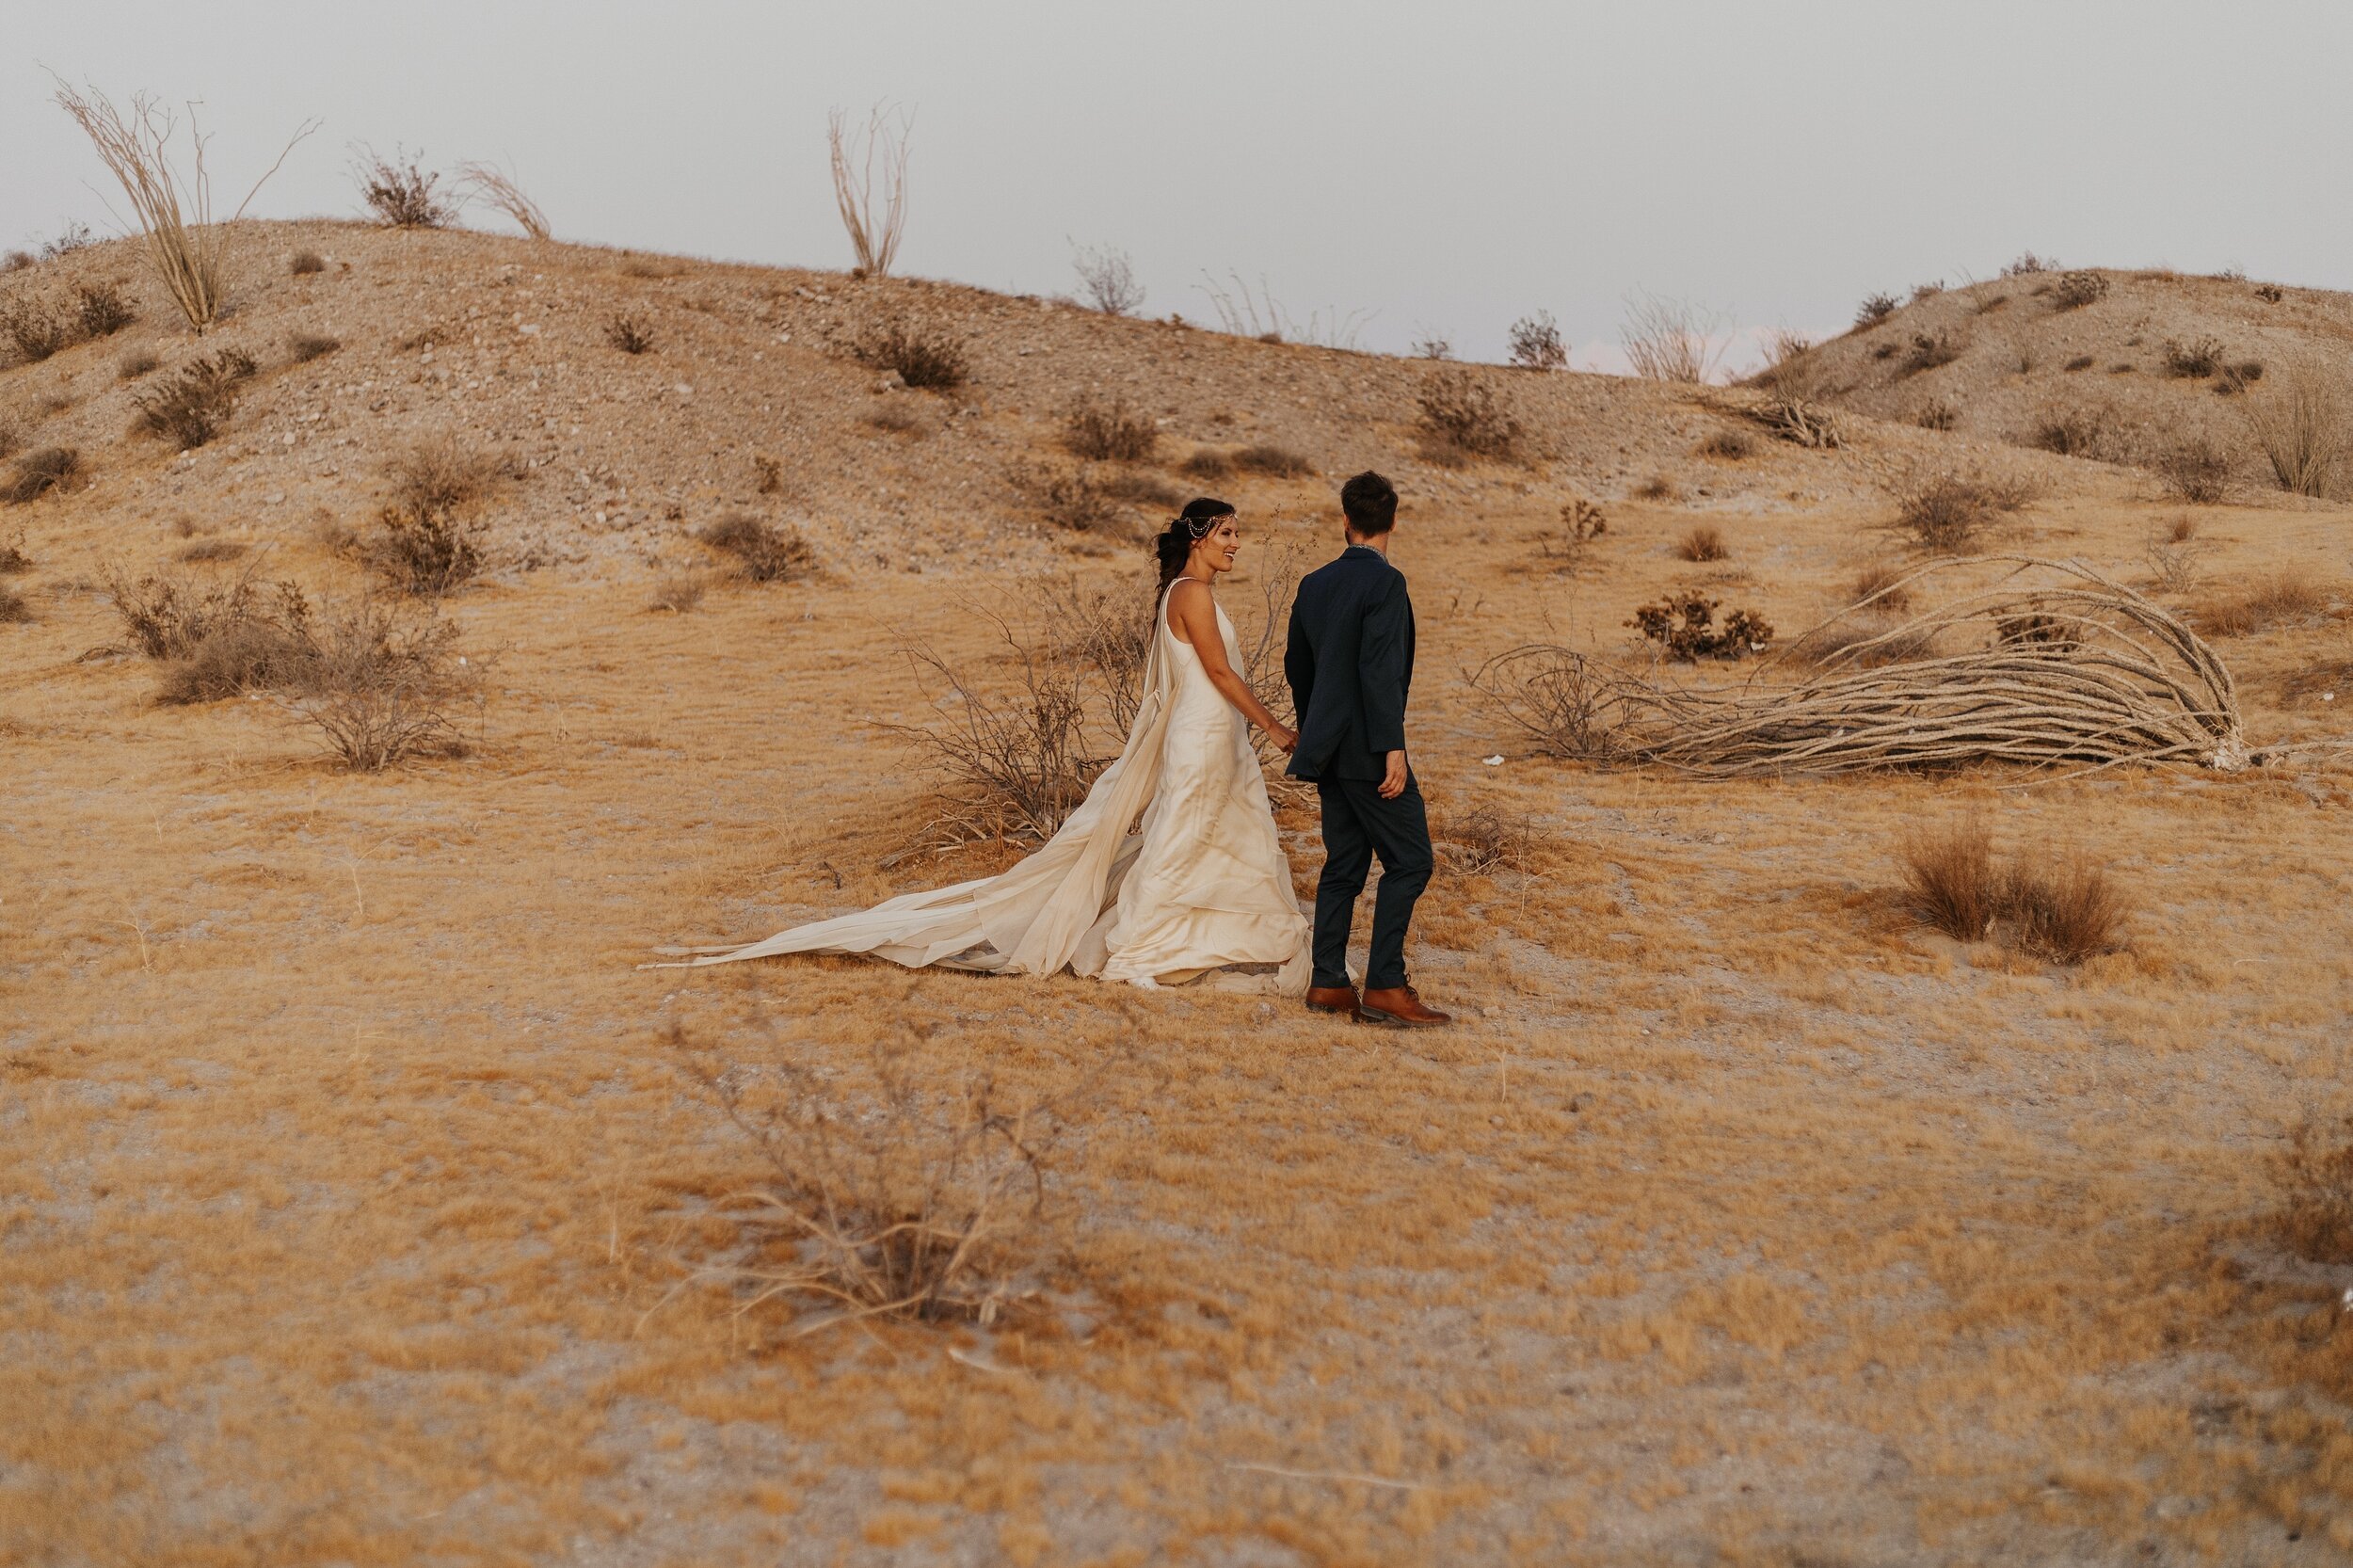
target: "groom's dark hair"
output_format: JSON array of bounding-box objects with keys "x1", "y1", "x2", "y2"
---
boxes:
[{"x1": 1340, "y1": 471, "x2": 1398, "y2": 536}]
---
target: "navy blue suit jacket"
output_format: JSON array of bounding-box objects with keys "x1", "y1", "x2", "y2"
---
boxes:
[{"x1": 1283, "y1": 544, "x2": 1415, "y2": 782}]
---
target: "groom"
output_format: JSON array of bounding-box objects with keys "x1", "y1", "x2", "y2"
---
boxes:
[{"x1": 1284, "y1": 472, "x2": 1450, "y2": 1028}]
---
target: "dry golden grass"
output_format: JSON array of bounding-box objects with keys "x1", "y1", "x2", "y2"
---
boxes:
[{"x1": 8, "y1": 222, "x2": 2353, "y2": 1566}]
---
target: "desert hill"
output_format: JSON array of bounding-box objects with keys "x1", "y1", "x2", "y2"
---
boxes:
[
  {"x1": 1786, "y1": 264, "x2": 2353, "y2": 497},
  {"x1": 7, "y1": 221, "x2": 2353, "y2": 1565}
]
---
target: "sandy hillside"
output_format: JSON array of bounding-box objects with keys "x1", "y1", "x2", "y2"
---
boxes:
[
  {"x1": 1792, "y1": 264, "x2": 2353, "y2": 496},
  {"x1": 5, "y1": 222, "x2": 2353, "y2": 1567}
]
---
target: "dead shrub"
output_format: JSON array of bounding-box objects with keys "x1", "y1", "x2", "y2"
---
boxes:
[
  {"x1": 1507, "y1": 311, "x2": 1566, "y2": 372},
  {"x1": 117, "y1": 347, "x2": 160, "y2": 380},
  {"x1": 2049, "y1": 271, "x2": 2110, "y2": 311},
  {"x1": 1011, "y1": 463, "x2": 1119, "y2": 534},
  {"x1": 2241, "y1": 367, "x2": 2349, "y2": 498},
  {"x1": 176, "y1": 537, "x2": 248, "y2": 563},
  {"x1": 1100, "y1": 471, "x2": 1186, "y2": 512},
  {"x1": 1748, "y1": 392, "x2": 1846, "y2": 449},
  {"x1": 1040, "y1": 574, "x2": 1152, "y2": 733},
  {"x1": 1916, "y1": 399, "x2": 1959, "y2": 431},
  {"x1": 2064, "y1": 355, "x2": 2095, "y2": 373},
  {"x1": 288, "y1": 332, "x2": 340, "y2": 363},
  {"x1": 2195, "y1": 574, "x2": 2329, "y2": 637},
  {"x1": 2163, "y1": 336, "x2": 2225, "y2": 378},
  {"x1": 7, "y1": 447, "x2": 84, "y2": 504},
  {"x1": 2003, "y1": 855, "x2": 2126, "y2": 964},
  {"x1": 132, "y1": 348, "x2": 258, "y2": 448},
  {"x1": 663, "y1": 1024, "x2": 1081, "y2": 1337},
  {"x1": 605, "y1": 314, "x2": 654, "y2": 354},
  {"x1": 1062, "y1": 396, "x2": 1158, "y2": 463},
  {"x1": 700, "y1": 513, "x2": 818, "y2": 583},
  {"x1": 1627, "y1": 592, "x2": 1772, "y2": 661},
  {"x1": 1853, "y1": 292, "x2": 1899, "y2": 329},
  {"x1": 1541, "y1": 497, "x2": 1609, "y2": 572},
  {"x1": 0, "y1": 531, "x2": 29, "y2": 572},
  {"x1": 0, "y1": 296, "x2": 73, "y2": 364},
  {"x1": 290, "y1": 250, "x2": 327, "y2": 276},
  {"x1": 2275, "y1": 1115, "x2": 2353, "y2": 1265},
  {"x1": 1634, "y1": 475, "x2": 1680, "y2": 502},
  {"x1": 1179, "y1": 450, "x2": 1233, "y2": 481},
  {"x1": 2031, "y1": 408, "x2": 2105, "y2": 458},
  {"x1": 366, "y1": 439, "x2": 495, "y2": 594},
  {"x1": 73, "y1": 281, "x2": 136, "y2": 339},
  {"x1": 1898, "y1": 819, "x2": 1998, "y2": 941},
  {"x1": 0, "y1": 417, "x2": 21, "y2": 462},
  {"x1": 647, "y1": 569, "x2": 707, "y2": 614},
  {"x1": 892, "y1": 612, "x2": 1099, "y2": 845},
  {"x1": 1232, "y1": 443, "x2": 1313, "y2": 478},
  {"x1": 753, "y1": 454, "x2": 783, "y2": 495},
  {"x1": 1416, "y1": 366, "x2": 1520, "y2": 462},
  {"x1": 862, "y1": 399, "x2": 932, "y2": 438},
  {"x1": 1440, "y1": 805, "x2": 1535, "y2": 875},
  {"x1": 1849, "y1": 561, "x2": 1913, "y2": 613},
  {"x1": 1070, "y1": 242, "x2": 1144, "y2": 315},
  {"x1": 851, "y1": 318, "x2": 968, "y2": 390},
  {"x1": 281, "y1": 594, "x2": 474, "y2": 770},
  {"x1": 352, "y1": 144, "x2": 456, "y2": 228},
  {"x1": 1899, "y1": 330, "x2": 1961, "y2": 376},
  {"x1": 2156, "y1": 440, "x2": 2231, "y2": 504},
  {"x1": 2254, "y1": 283, "x2": 2285, "y2": 303},
  {"x1": 2141, "y1": 523, "x2": 2207, "y2": 594},
  {"x1": 1673, "y1": 524, "x2": 1729, "y2": 562},
  {"x1": 1622, "y1": 292, "x2": 1728, "y2": 383},
  {"x1": 1791, "y1": 619, "x2": 1939, "y2": 668},
  {"x1": 1890, "y1": 471, "x2": 2032, "y2": 552},
  {"x1": 1699, "y1": 429, "x2": 1753, "y2": 459},
  {"x1": 0, "y1": 584, "x2": 26, "y2": 623}
]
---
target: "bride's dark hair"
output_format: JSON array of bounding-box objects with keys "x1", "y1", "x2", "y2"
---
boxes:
[{"x1": 1153, "y1": 498, "x2": 1236, "y2": 600}]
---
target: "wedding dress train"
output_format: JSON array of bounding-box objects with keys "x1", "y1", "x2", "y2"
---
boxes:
[{"x1": 655, "y1": 585, "x2": 1311, "y2": 993}]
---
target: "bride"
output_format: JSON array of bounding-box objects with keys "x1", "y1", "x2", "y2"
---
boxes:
[{"x1": 657, "y1": 499, "x2": 1314, "y2": 993}]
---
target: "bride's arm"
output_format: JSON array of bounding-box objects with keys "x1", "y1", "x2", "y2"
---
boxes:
[{"x1": 1169, "y1": 582, "x2": 1296, "y2": 752}]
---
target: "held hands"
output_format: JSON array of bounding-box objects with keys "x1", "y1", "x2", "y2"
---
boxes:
[
  {"x1": 1267, "y1": 722, "x2": 1298, "y2": 755},
  {"x1": 1378, "y1": 749, "x2": 1408, "y2": 799}
]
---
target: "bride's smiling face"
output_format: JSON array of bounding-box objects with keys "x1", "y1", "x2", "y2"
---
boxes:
[{"x1": 1189, "y1": 516, "x2": 1241, "y2": 577}]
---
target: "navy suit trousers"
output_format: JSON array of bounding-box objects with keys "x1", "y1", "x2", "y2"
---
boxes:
[{"x1": 1311, "y1": 776, "x2": 1433, "y2": 992}]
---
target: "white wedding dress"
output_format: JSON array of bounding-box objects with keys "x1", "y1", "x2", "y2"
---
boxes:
[{"x1": 656, "y1": 584, "x2": 1312, "y2": 993}]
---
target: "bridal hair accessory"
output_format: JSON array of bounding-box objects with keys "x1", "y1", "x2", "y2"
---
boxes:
[{"x1": 1185, "y1": 512, "x2": 1222, "y2": 539}]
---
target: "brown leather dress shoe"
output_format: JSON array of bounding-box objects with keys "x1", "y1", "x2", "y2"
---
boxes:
[
  {"x1": 1305, "y1": 984, "x2": 1361, "y2": 1016},
  {"x1": 1358, "y1": 985, "x2": 1452, "y2": 1028}
]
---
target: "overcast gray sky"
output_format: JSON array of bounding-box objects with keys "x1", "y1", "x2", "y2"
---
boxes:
[{"x1": 11, "y1": 2, "x2": 2353, "y2": 368}]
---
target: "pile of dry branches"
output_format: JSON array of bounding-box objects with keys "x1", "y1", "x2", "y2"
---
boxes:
[{"x1": 1473, "y1": 557, "x2": 2245, "y2": 778}]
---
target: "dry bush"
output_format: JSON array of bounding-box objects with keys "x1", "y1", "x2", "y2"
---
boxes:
[
  {"x1": 1465, "y1": 647, "x2": 1651, "y2": 764},
  {"x1": 1232, "y1": 443, "x2": 1313, "y2": 478},
  {"x1": 700, "y1": 514, "x2": 817, "y2": 583},
  {"x1": 131, "y1": 348, "x2": 258, "y2": 448},
  {"x1": 1063, "y1": 396, "x2": 1158, "y2": 462},
  {"x1": 2003, "y1": 855, "x2": 2127, "y2": 963},
  {"x1": 862, "y1": 399, "x2": 932, "y2": 438},
  {"x1": 351, "y1": 144, "x2": 456, "y2": 228},
  {"x1": 1410, "y1": 332, "x2": 1452, "y2": 360},
  {"x1": 1699, "y1": 429, "x2": 1753, "y2": 459},
  {"x1": 0, "y1": 296, "x2": 74, "y2": 364},
  {"x1": 281, "y1": 594, "x2": 474, "y2": 770},
  {"x1": 1178, "y1": 450, "x2": 1233, "y2": 481},
  {"x1": 1440, "y1": 806, "x2": 1534, "y2": 875},
  {"x1": 73, "y1": 281, "x2": 136, "y2": 339},
  {"x1": 1791, "y1": 619, "x2": 1939, "y2": 668},
  {"x1": 290, "y1": 250, "x2": 326, "y2": 276},
  {"x1": 2195, "y1": 574, "x2": 2328, "y2": 637},
  {"x1": 366, "y1": 439, "x2": 495, "y2": 594},
  {"x1": 1416, "y1": 367, "x2": 1520, "y2": 463},
  {"x1": 1011, "y1": 462, "x2": 1120, "y2": 534},
  {"x1": 1040, "y1": 575, "x2": 1152, "y2": 733},
  {"x1": 2163, "y1": 336, "x2": 2225, "y2": 378},
  {"x1": 2142, "y1": 523, "x2": 2208, "y2": 594},
  {"x1": 288, "y1": 332, "x2": 340, "y2": 363},
  {"x1": 2156, "y1": 440, "x2": 2231, "y2": 504},
  {"x1": 7, "y1": 447, "x2": 84, "y2": 504},
  {"x1": 0, "y1": 416, "x2": 21, "y2": 462},
  {"x1": 2064, "y1": 355, "x2": 2094, "y2": 373},
  {"x1": 1916, "y1": 400, "x2": 1959, "y2": 431},
  {"x1": 605, "y1": 314, "x2": 653, "y2": 354},
  {"x1": 1853, "y1": 292, "x2": 1899, "y2": 329},
  {"x1": 1898, "y1": 819, "x2": 1997, "y2": 941},
  {"x1": 829, "y1": 104, "x2": 912, "y2": 277},
  {"x1": 2032, "y1": 408, "x2": 2105, "y2": 458},
  {"x1": 664, "y1": 1024, "x2": 1080, "y2": 1337},
  {"x1": 453, "y1": 161, "x2": 551, "y2": 240},
  {"x1": 1747, "y1": 392, "x2": 1846, "y2": 449},
  {"x1": 51, "y1": 82, "x2": 315, "y2": 335},
  {"x1": 647, "y1": 569, "x2": 707, "y2": 614},
  {"x1": 892, "y1": 612, "x2": 1099, "y2": 845},
  {"x1": 1891, "y1": 471, "x2": 2032, "y2": 552},
  {"x1": 2275, "y1": 1115, "x2": 2353, "y2": 1265},
  {"x1": 1849, "y1": 561, "x2": 1913, "y2": 613},
  {"x1": 851, "y1": 318, "x2": 968, "y2": 390},
  {"x1": 2241, "y1": 367, "x2": 2349, "y2": 498},
  {"x1": 1100, "y1": 471, "x2": 1186, "y2": 512},
  {"x1": 1634, "y1": 475, "x2": 1680, "y2": 501},
  {"x1": 100, "y1": 558, "x2": 317, "y2": 703},
  {"x1": 1071, "y1": 242, "x2": 1143, "y2": 315},
  {"x1": 0, "y1": 531, "x2": 29, "y2": 572},
  {"x1": 1626, "y1": 592, "x2": 1772, "y2": 661},
  {"x1": 1899, "y1": 330, "x2": 1962, "y2": 376},
  {"x1": 2281, "y1": 657, "x2": 2353, "y2": 706},
  {"x1": 0, "y1": 583, "x2": 26, "y2": 623},
  {"x1": 1621, "y1": 292, "x2": 1728, "y2": 383},
  {"x1": 177, "y1": 537, "x2": 248, "y2": 563},
  {"x1": 1674, "y1": 524, "x2": 1729, "y2": 562},
  {"x1": 0, "y1": 252, "x2": 27, "y2": 274},
  {"x1": 2214, "y1": 360, "x2": 2265, "y2": 396},
  {"x1": 1540, "y1": 497, "x2": 1609, "y2": 572},
  {"x1": 2003, "y1": 252, "x2": 2057, "y2": 277},
  {"x1": 1507, "y1": 310, "x2": 1566, "y2": 371},
  {"x1": 2049, "y1": 271, "x2": 2110, "y2": 311},
  {"x1": 117, "y1": 347, "x2": 159, "y2": 379},
  {"x1": 753, "y1": 454, "x2": 783, "y2": 495}
]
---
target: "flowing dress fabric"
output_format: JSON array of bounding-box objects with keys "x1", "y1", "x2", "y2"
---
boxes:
[{"x1": 657, "y1": 587, "x2": 1310, "y2": 993}]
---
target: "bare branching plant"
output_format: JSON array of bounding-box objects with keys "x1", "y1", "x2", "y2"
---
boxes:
[
  {"x1": 351, "y1": 143, "x2": 456, "y2": 228},
  {"x1": 453, "y1": 161, "x2": 551, "y2": 240},
  {"x1": 7, "y1": 447, "x2": 85, "y2": 504},
  {"x1": 364, "y1": 438, "x2": 496, "y2": 594},
  {"x1": 849, "y1": 317, "x2": 968, "y2": 389},
  {"x1": 663, "y1": 1024, "x2": 1088, "y2": 1338},
  {"x1": 1416, "y1": 366, "x2": 1521, "y2": 464},
  {"x1": 1890, "y1": 470, "x2": 2033, "y2": 552},
  {"x1": 605, "y1": 314, "x2": 653, "y2": 354},
  {"x1": 1440, "y1": 806, "x2": 1535, "y2": 875},
  {"x1": 1853, "y1": 292, "x2": 1899, "y2": 330},
  {"x1": 52, "y1": 79, "x2": 317, "y2": 334},
  {"x1": 1193, "y1": 270, "x2": 1370, "y2": 349},
  {"x1": 131, "y1": 347, "x2": 257, "y2": 448},
  {"x1": 0, "y1": 296, "x2": 75, "y2": 365},
  {"x1": 699, "y1": 514, "x2": 817, "y2": 583},
  {"x1": 1011, "y1": 461, "x2": 1119, "y2": 534},
  {"x1": 2240, "y1": 365, "x2": 2349, "y2": 499},
  {"x1": 281, "y1": 594, "x2": 476, "y2": 770},
  {"x1": 2155, "y1": 440, "x2": 2231, "y2": 504},
  {"x1": 1621, "y1": 292, "x2": 1729, "y2": 383},
  {"x1": 829, "y1": 104, "x2": 912, "y2": 278},
  {"x1": 1508, "y1": 310, "x2": 1566, "y2": 371},
  {"x1": 1071, "y1": 242, "x2": 1144, "y2": 315},
  {"x1": 73, "y1": 282, "x2": 136, "y2": 339},
  {"x1": 1541, "y1": 497, "x2": 1609, "y2": 573},
  {"x1": 1062, "y1": 396, "x2": 1158, "y2": 462},
  {"x1": 2142, "y1": 521, "x2": 2208, "y2": 594},
  {"x1": 892, "y1": 610, "x2": 1099, "y2": 847}
]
